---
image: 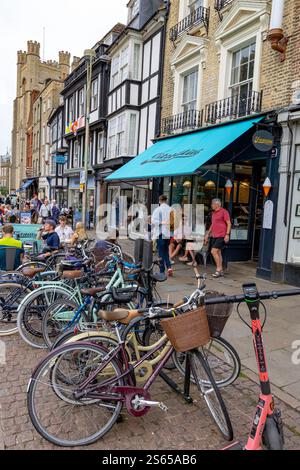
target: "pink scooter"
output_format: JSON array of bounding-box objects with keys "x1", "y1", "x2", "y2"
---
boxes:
[{"x1": 205, "y1": 283, "x2": 300, "y2": 450}]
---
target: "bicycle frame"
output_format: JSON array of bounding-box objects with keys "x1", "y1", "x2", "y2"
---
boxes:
[{"x1": 72, "y1": 330, "x2": 174, "y2": 415}]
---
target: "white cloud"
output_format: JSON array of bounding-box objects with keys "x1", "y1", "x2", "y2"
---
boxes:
[{"x1": 0, "y1": 0, "x2": 128, "y2": 154}]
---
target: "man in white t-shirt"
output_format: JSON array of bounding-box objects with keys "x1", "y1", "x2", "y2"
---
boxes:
[
  {"x1": 55, "y1": 216, "x2": 74, "y2": 244},
  {"x1": 152, "y1": 195, "x2": 173, "y2": 276}
]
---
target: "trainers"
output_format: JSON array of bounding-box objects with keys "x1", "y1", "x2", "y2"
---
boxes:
[
  {"x1": 168, "y1": 268, "x2": 174, "y2": 277},
  {"x1": 170, "y1": 260, "x2": 175, "y2": 265}
]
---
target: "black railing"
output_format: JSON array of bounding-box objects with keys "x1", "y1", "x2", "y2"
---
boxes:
[
  {"x1": 169, "y1": 6, "x2": 210, "y2": 41},
  {"x1": 162, "y1": 109, "x2": 203, "y2": 135},
  {"x1": 215, "y1": 0, "x2": 234, "y2": 11},
  {"x1": 205, "y1": 91, "x2": 263, "y2": 124}
]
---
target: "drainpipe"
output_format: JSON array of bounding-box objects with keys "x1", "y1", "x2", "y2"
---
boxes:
[{"x1": 267, "y1": 0, "x2": 288, "y2": 62}]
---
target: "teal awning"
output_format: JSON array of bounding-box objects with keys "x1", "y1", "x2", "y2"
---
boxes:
[{"x1": 106, "y1": 116, "x2": 264, "y2": 181}]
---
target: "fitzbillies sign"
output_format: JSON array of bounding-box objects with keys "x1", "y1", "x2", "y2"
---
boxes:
[{"x1": 252, "y1": 130, "x2": 274, "y2": 152}]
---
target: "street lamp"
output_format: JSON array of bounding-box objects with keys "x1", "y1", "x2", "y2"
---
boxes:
[{"x1": 82, "y1": 48, "x2": 96, "y2": 226}]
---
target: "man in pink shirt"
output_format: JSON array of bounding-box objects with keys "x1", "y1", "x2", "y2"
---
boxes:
[{"x1": 205, "y1": 199, "x2": 232, "y2": 278}]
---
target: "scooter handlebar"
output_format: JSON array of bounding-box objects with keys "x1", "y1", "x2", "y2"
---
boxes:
[{"x1": 203, "y1": 288, "x2": 300, "y2": 305}]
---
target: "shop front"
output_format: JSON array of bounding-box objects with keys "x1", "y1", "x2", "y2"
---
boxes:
[
  {"x1": 49, "y1": 177, "x2": 68, "y2": 208},
  {"x1": 68, "y1": 174, "x2": 95, "y2": 227},
  {"x1": 106, "y1": 114, "x2": 281, "y2": 277}
]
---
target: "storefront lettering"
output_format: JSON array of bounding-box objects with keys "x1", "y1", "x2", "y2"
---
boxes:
[{"x1": 140, "y1": 149, "x2": 202, "y2": 165}]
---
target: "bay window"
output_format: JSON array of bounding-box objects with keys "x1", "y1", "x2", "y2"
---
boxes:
[
  {"x1": 91, "y1": 79, "x2": 98, "y2": 111},
  {"x1": 79, "y1": 88, "x2": 85, "y2": 117},
  {"x1": 111, "y1": 57, "x2": 119, "y2": 90},
  {"x1": 120, "y1": 47, "x2": 129, "y2": 82},
  {"x1": 97, "y1": 132, "x2": 105, "y2": 164},
  {"x1": 116, "y1": 114, "x2": 125, "y2": 156}
]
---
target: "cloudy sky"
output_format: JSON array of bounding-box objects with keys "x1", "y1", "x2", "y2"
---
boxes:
[{"x1": 0, "y1": 0, "x2": 128, "y2": 155}]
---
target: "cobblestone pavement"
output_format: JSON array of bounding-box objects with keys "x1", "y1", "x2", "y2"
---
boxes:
[{"x1": 1, "y1": 334, "x2": 300, "y2": 450}]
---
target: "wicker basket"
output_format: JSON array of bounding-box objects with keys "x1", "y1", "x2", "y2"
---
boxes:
[
  {"x1": 205, "y1": 291, "x2": 233, "y2": 338},
  {"x1": 161, "y1": 307, "x2": 211, "y2": 353}
]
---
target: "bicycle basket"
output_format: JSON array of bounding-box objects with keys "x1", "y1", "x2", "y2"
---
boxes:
[
  {"x1": 205, "y1": 291, "x2": 233, "y2": 338},
  {"x1": 161, "y1": 307, "x2": 210, "y2": 353}
]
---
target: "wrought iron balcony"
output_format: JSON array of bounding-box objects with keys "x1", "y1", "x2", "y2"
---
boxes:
[
  {"x1": 205, "y1": 91, "x2": 263, "y2": 124},
  {"x1": 161, "y1": 109, "x2": 203, "y2": 135},
  {"x1": 169, "y1": 6, "x2": 210, "y2": 41},
  {"x1": 215, "y1": 0, "x2": 234, "y2": 11}
]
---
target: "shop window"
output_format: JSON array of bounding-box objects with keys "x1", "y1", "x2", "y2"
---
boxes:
[
  {"x1": 171, "y1": 176, "x2": 193, "y2": 206},
  {"x1": 192, "y1": 166, "x2": 218, "y2": 228},
  {"x1": 231, "y1": 165, "x2": 252, "y2": 241}
]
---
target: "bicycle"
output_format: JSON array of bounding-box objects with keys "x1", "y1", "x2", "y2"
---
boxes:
[
  {"x1": 201, "y1": 283, "x2": 300, "y2": 451},
  {"x1": 27, "y1": 303, "x2": 233, "y2": 447}
]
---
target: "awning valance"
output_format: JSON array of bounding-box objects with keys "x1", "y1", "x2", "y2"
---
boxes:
[{"x1": 106, "y1": 116, "x2": 264, "y2": 181}]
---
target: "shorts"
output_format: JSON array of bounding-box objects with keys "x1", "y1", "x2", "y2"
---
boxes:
[
  {"x1": 170, "y1": 238, "x2": 183, "y2": 248},
  {"x1": 210, "y1": 237, "x2": 225, "y2": 250}
]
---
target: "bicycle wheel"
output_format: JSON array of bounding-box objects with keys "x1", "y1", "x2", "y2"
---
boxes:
[
  {"x1": 42, "y1": 299, "x2": 82, "y2": 349},
  {"x1": 0, "y1": 282, "x2": 32, "y2": 336},
  {"x1": 27, "y1": 343, "x2": 123, "y2": 447},
  {"x1": 17, "y1": 286, "x2": 78, "y2": 349},
  {"x1": 16, "y1": 261, "x2": 48, "y2": 272},
  {"x1": 173, "y1": 337, "x2": 241, "y2": 388},
  {"x1": 190, "y1": 350, "x2": 233, "y2": 441}
]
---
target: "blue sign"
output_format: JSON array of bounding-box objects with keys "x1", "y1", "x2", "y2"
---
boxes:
[{"x1": 54, "y1": 155, "x2": 67, "y2": 164}]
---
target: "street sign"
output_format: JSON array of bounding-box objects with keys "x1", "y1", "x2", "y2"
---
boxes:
[
  {"x1": 54, "y1": 155, "x2": 67, "y2": 164},
  {"x1": 80, "y1": 171, "x2": 86, "y2": 185}
]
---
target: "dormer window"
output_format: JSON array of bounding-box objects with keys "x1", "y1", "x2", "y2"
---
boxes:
[{"x1": 129, "y1": 0, "x2": 139, "y2": 22}]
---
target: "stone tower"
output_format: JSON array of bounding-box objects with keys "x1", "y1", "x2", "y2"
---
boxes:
[{"x1": 11, "y1": 41, "x2": 71, "y2": 191}]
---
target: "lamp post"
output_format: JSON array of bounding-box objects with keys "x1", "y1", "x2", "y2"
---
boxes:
[{"x1": 82, "y1": 49, "x2": 96, "y2": 226}]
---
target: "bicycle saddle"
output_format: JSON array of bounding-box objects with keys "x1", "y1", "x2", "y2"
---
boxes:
[
  {"x1": 61, "y1": 270, "x2": 82, "y2": 280},
  {"x1": 80, "y1": 286, "x2": 107, "y2": 297},
  {"x1": 97, "y1": 308, "x2": 140, "y2": 325},
  {"x1": 22, "y1": 267, "x2": 45, "y2": 278}
]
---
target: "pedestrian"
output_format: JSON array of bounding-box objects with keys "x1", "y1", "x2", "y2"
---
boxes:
[
  {"x1": 70, "y1": 222, "x2": 88, "y2": 245},
  {"x1": 37, "y1": 219, "x2": 61, "y2": 258},
  {"x1": 204, "y1": 198, "x2": 232, "y2": 279},
  {"x1": 51, "y1": 200, "x2": 60, "y2": 224},
  {"x1": 30, "y1": 203, "x2": 39, "y2": 224},
  {"x1": 39, "y1": 198, "x2": 51, "y2": 223},
  {"x1": 0, "y1": 224, "x2": 24, "y2": 270},
  {"x1": 31, "y1": 194, "x2": 41, "y2": 211},
  {"x1": 152, "y1": 195, "x2": 173, "y2": 276},
  {"x1": 55, "y1": 216, "x2": 74, "y2": 244}
]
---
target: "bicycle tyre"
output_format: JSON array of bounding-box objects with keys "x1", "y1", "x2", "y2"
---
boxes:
[
  {"x1": 17, "y1": 286, "x2": 79, "y2": 349},
  {"x1": 42, "y1": 299, "x2": 82, "y2": 349},
  {"x1": 173, "y1": 337, "x2": 241, "y2": 388},
  {"x1": 0, "y1": 282, "x2": 32, "y2": 336},
  {"x1": 190, "y1": 350, "x2": 233, "y2": 442},
  {"x1": 27, "y1": 342, "x2": 124, "y2": 447}
]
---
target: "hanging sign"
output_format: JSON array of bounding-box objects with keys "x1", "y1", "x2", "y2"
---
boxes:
[
  {"x1": 252, "y1": 130, "x2": 274, "y2": 152},
  {"x1": 225, "y1": 179, "x2": 233, "y2": 197},
  {"x1": 263, "y1": 177, "x2": 272, "y2": 197},
  {"x1": 263, "y1": 200, "x2": 274, "y2": 230}
]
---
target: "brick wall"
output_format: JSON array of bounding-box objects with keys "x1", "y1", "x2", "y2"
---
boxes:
[{"x1": 260, "y1": 0, "x2": 300, "y2": 110}]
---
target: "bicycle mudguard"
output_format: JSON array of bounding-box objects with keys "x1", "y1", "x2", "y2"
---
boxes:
[{"x1": 63, "y1": 331, "x2": 133, "y2": 362}]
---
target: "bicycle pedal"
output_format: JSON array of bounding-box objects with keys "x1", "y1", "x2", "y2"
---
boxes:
[{"x1": 136, "y1": 399, "x2": 168, "y2": 412}]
